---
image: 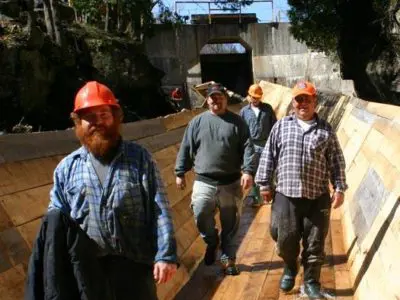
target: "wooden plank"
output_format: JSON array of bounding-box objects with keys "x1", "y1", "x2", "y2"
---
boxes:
[
  {"x1": 0, "y1": 205, "x2": 13, "y2": 232},
  {"x1": 0, "y1": 264, "x2": 26, "y2": 300},
  {"x1": 175, "y1": 218, "x2": 199, "y2": 257},
  {"x1": 160, "y1": 164, "x2": 177, "y2": 188},
  {"x1": 166, "y1": 171, "x2": 195, "y2": 208},
  {"x1": 137, "y1": 127, "x2": 185, "y2": 154},
  {"x1": 0, "y1": 156, "x2": 61, "y2": 197},
  {"x1": 0, "y1": 228, "x2": 30, "y2": 267},
  {"x1": 170, "y1": 194, "x2": 192, "y2": 231},
  {"x1": 153, "y1": 145, "x2": 179, "y2": 170},
  {"x1": 0, "y1": 118, "x2": 166, "y2": 164},
  {"x1": 0, "y1": 185, "x2": 51, "y2": 227},
  {"x1": 17, "y1": 218, "x2": 42, "y2": 250},
  {"x1": 161, "y1": 108, "x2": 205, "y2": 131}
]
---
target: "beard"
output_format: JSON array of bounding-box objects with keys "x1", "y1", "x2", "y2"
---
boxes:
[{"x1": 75, "y1": 122, "x2": 121, "y2": 159}]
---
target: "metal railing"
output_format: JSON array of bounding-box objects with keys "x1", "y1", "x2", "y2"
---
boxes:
[{"x1": 174, "y1": 0, "x2": 274, "y2": 24}]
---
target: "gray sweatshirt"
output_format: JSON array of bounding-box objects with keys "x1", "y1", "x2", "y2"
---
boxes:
[{"x1": 175, "y1": 110, "x2": 256, "y2": 185}]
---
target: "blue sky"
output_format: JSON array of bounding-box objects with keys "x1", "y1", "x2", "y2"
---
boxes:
[{"x1": 154, "y1": 0, "x2": 290, "y2": 23}]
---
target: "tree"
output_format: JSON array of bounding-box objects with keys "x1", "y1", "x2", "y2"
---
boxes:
[{"x1": 286, "y1": 0, "x2": 392, "y2": 56}]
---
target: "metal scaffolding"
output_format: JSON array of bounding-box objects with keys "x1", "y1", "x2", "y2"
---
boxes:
[{"x1": 174, "y1": 0, "x2": 274, "y2": 24}]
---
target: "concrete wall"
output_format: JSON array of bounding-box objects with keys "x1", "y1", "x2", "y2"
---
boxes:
[
  {"x1": 260, "y1": 81, "x2": 400, "y2": 299},
  {"x1": 144, "y1": 23, "x2": 354, "y2": 106}
]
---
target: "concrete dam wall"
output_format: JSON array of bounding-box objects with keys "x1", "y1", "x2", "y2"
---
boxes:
[
  {"x1": 144, "y1": 23, "x2": 355, "y2": 104},
  {"x1": 0, "y1": 83, "x2": 399, "y2": 299}
]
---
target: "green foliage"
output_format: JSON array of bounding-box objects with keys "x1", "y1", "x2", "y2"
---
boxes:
[
  {"x1": 287, "y1": 0, "x2": 341, "y2": 55},
  {"x1": 155, "y1": 3, "x2": 189, "y2": 25},
  {"x1": 287, "y1": 0, "x2": 392, "y2": 55}
]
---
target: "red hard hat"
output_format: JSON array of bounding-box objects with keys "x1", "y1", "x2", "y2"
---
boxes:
[
  {"x1": 171, "y1": 88, "x2": 182, "y2": 101},
  {"x1": 73, "y1": 81, "x2": 120, "y2": 113}
]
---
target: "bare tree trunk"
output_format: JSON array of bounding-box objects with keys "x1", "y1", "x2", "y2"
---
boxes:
[
  {"x1": 105, "y1": 0, "x2": 110, "y2": 32},
  {"x1": 42, "y1": 0, "x2": 55, "y2": 40},
  {"x1": 50, "y1": 0, "x2": 62, "y2": 46},
  {"x1": 25, "y1": 0, "x2": 37, "y2": 31}
]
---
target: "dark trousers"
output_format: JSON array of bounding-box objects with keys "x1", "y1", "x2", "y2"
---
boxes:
[
  {"x1": 99, "y1": 256, "x2": 157, "y2": 300},
  {"x1": 25, "y1": 209, "x2": 157, "y2": 300},
  {"x1": 270, "y1": 192, "x2": 331, "y2": 266}
]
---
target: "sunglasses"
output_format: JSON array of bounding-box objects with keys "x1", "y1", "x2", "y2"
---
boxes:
[{"x1": 294, "y1": 95, "x2": 314, "y2": 104}]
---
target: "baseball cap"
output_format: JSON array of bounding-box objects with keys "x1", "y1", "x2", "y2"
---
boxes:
[
  {"x1": 207, "y1": 83, "x2": 226, "y2": 97},
  {"x1": 292, "y1": 81, "x2": 317, "y2": 98}
]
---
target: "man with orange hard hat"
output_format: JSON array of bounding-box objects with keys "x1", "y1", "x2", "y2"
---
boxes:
[
  {"x1": 255, "y1": 81, "x2": 347, "y2": 299},
  {"x1": 28, "y1": 81, "x2": 178, "y2": 299},
  {"x1": 240, "y1": 83, "x2": 277, "y2": 207}
]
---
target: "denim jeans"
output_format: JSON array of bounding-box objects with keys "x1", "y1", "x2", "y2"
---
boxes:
[
  {"x1": 248, "y1": 145, "x2": 263, "y2": 200},
  {"x1": 191, "y1": 180, "x2": 243, "y2": 260}
]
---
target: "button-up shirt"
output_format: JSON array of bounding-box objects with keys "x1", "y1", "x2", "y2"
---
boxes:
[
  {"x1": 239, "y1": 103, "x2": 277, "y2": 149},
  {"x1": 255, "y1": 114, "x2": 348, "y2": 199},
  {"x1": 49, "y1": 140, "x2": 177, "y2": 265}
]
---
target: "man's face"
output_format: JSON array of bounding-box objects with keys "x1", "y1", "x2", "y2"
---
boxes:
[
  {"x1": 207, "y1": 92, "x2": 228, "y2": 115},
  {"x1": 292, "y1": 94, "x2": 317, "y2": 121},
  {"x1": 74, "y1": 105, "x2": 121, "y2": 158},
  {"x1": 249, "y1": 96, "x2": 262, "y2": 107}
]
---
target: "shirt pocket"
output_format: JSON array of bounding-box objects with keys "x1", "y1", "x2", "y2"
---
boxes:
[
  {"x1": 112, "y1": 180, "x2": 145, "y2": 227},
  {"x1": 310, "y1": 132, "x2": 330, "y2": 154},
  {"x1": 66, "y1": 184, "x2": 89, "y2": 222}
]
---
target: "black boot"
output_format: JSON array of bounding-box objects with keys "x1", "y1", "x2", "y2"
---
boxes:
[
  {"x1": 279, "y1": 262, "x2": 298, "y2": 292},
  {"x1": 304, "y1": 263, "x2": 324, "y2": 299}
]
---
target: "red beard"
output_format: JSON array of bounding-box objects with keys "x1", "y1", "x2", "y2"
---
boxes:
[{"x1": 75, "y1": 122, "x2": 121, "y2": 159}]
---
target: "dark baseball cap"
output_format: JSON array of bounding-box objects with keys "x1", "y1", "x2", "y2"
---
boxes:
[{"x1": 207, "y1": 83, "x2": 226, "y2": 97}]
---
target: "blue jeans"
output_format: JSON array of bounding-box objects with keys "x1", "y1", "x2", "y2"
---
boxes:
[
  {"x1": 191, "y1": 180, "x2": 243, "y2": 260},
  {"x1": 248, "y1": 146, "x2": 263, "y2": 200}
]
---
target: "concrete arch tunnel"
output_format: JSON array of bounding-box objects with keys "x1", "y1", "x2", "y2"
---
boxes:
[
  {"x1": 0, "y1": 82, "x2": 399, "y2": 299},
  {"x1": 199, "y1": 37, "x2": 254, "y2": 97}
]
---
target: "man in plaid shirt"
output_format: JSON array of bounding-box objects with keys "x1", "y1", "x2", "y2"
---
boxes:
[{"x1": 255, "y1": 81, "x2": 347, "y2": 299}]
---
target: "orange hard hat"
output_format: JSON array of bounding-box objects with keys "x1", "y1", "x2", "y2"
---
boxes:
[
  {"x1": 292, "y1": 81, "x2": 316, "y2": 98},
  {"x1": 73, "y1": 81, "x2": 120, "y2": 113},
  {"x1": 248, "y1": 84, "x2": 263, "y2": 99}
]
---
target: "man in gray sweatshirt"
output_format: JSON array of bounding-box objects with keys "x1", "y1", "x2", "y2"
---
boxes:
[{"x1": 175, "y1": 83, "x2": 255, "y2": 276}]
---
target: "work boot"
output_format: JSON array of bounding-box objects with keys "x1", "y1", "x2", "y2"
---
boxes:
[
  {"x1": 279, "y1": 262, "x2": 298, "y2": 292},
  {"x1": 220, "y1": 257, "x2": 240, "y2": 276},
  {"x1": 204, "y1": 236, "x2": 219, "y2": 266},
  {"x1": 304, "y1": 263, "x2": 324, "y2": 299}
]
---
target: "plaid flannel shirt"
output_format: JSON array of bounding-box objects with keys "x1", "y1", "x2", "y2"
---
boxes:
[
  {"x1": 49, "y1": 141, "x2": 177, "y2": 265},
  {"x1": 255, "y1": 114, "x2": 348, "y2": 199}
]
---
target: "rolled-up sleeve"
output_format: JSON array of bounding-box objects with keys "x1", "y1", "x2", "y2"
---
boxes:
[
  {"x1": 48, "y1": 164, "x2": 70, "y2": 214},
  {"x1": 255, "y1": 123, "x2": 279, "y2": 190}
]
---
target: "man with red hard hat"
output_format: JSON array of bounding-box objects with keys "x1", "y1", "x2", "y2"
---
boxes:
[
  {"x1": 255, "y1": 81, "x2": 347, "y2": 299},
  {"x1": 31, "y1": 81, "x2": 178, "y2": 299}
]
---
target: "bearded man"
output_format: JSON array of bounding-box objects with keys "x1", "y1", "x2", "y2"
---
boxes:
[{"x1": 27, "y1": 81, "x2": 178, "y2": 300}]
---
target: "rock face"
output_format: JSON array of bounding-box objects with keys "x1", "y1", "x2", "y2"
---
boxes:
[
  {"x1": 338, "y1": 1, "x2": 400, "y2": 104},
  {"x1": 0, "y1": 20, "x2": 174, "y2": 132}
]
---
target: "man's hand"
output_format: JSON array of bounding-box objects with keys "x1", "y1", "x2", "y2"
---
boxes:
[
  {"x1": 260, "y1": 190, "x2": 273, "y2": 204},
  {"x1": 176, "y1": 176, "x2": 186, "y2": 190},
  {"x1": 331, "y1": 191, "x2": 344, "y2": 209},
  {"x1": 241, "y1": 173, "x2": 253, "y2": 190},
  {"x1": 153, "y1": 262, "x2": 177, "y2": 284}
]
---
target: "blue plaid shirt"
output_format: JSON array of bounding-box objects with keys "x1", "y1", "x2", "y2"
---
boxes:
[{"x1": 49, "y1": 140, "x2": 178, "y2": 265}]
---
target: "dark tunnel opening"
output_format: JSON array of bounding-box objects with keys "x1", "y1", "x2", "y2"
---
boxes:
[{"x1": 200, "y1": 42, "x2": 253, "y2": 97}]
